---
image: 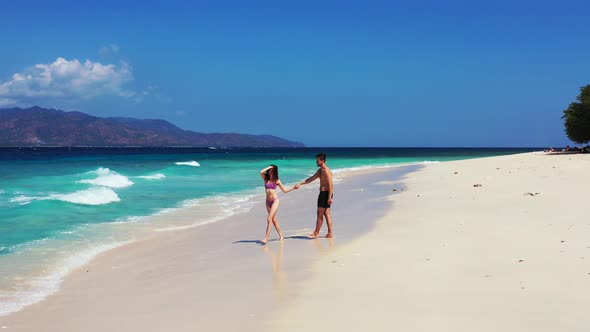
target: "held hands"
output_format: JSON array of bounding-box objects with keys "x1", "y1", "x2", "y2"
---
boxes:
[{"x1": 293, "y1": 184, "x2": 301, "y2": 190}]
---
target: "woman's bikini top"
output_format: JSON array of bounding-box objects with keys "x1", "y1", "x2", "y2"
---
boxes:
[{"x1": 265, "y1": 181, "x2": 277, "y2": 189}]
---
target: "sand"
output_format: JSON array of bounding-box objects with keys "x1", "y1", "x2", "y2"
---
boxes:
[
  {"x1": 3, "y1": 152, "x2": 589, "y2": 332},
  {"x1": 267, "y1": 152, "x2": 590, "y2": 331}
]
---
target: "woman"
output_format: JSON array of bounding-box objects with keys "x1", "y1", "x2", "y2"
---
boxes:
[{"x1": 260, "y1": 164, "x2": 296, "y2": 244}]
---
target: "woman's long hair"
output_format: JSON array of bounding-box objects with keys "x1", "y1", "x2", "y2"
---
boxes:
[{"x1": 264, "y1": 164, "x2": 279, "y2": 182}]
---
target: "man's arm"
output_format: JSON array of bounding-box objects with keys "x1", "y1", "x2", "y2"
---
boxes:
[
  {"x1": 294, "y1": 169, "x2": 320, "y2": 189},
  {"x1": 327, "y1": 169, "x2": 334, "y2": 205}
]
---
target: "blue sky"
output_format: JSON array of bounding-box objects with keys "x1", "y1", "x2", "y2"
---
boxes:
[{"x1": 1, "y1": 0, "x2": 589, "y2": 147}]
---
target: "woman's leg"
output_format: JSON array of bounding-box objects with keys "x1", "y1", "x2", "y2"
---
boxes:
[
  {"x1": 270, "y1": 199, "x2": 283, "y2": 240},
  {"x1": 262, "y1": 202, "x2": 273, "y2": 244}
]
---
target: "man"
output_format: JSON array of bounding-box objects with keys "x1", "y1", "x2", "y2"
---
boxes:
[{"x1": 294, "y1": 152, "x2": 334, "y2": 238}]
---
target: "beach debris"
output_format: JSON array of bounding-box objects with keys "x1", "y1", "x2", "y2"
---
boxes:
[
  {"x1": 517, "y1": 259, "x2": 525, "y2": 263},
  {"x1": 561, "y1": 240, "x2": 566, "y2": 243},
  {"x1": 453, "y1": 171, "x2": 459, "y2": 174},
  {"x1": 496, "y1": 168, "x2": 500, "y2": 170},
  {"x1": 524, "y1": 192, "x2": 540, "y2": 196},
  {"x1": 392, "y1": 188, "x2": 397, "y2": 191},
  {"x1": 416, "y1": 194, "x2": 421, "y2": 197},
  {"x1": 484, "y1": 274, "x2": 492, "y2": 278},
  {"x1": 331, "y1": 260, "x2": 338, "y2": 263},
  {"x1": 473, "y1": 184, "x2": 482, "y2": 187}
]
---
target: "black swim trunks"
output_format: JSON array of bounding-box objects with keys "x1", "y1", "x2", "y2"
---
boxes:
[{"x1": 317, "y1": 191, "x2": 332, "y2": 208}]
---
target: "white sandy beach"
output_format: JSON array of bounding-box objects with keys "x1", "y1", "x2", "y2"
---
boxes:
[
  {"x1": 268, "y1": 152, "x2": 590, "y2": 332},
  {"x1": 2, "y1": 152, "x2": 590, "y2": 331}
]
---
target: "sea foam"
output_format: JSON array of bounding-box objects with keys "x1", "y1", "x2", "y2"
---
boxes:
[
  {"x1": 9, "y1": 195, "x2": 43, "y2": 205},
  {"x1": 136, "y1": 173, "x2": 166, "y2": 180},
  {"x1": 53, "y1": 187, "x2": 120, "y2": 205},
  {"x1": 79, "y1": 168, "x2": 134, "y2": 188},
  {"x1": 9, "y1": 188, "x2": 120, "y2": 206},
  {"x1": 175, "y1": 161, "x2": 200, "y2": 167},
  {"x1": 0, "y1": 240, "x2": 129, "y2": 317}
]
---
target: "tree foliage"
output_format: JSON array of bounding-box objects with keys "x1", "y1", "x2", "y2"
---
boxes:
[{"x1": 562, "y1": 85, "x2": 590, "y2": 144}]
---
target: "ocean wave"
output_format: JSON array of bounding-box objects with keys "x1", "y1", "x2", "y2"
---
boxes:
[
  {"x1": 136, "y1": 173, "x2": 166, "y2": 180},
  {"x1": 332, "y1": 164, "x2": 396, "y2": 174},
  {"x1": 9, "y1": 188, "x2": 120, "y2": 206},
  {"x1": 6, "y1": 237, "x2": 51, "y2": 254},
  {"x1": 332, "y1": 161, "x2": 436, "y2": 175},
  {"x1": 53, "y1": 187, "x2": 120, "y2": 205},
  {"x1": 0, "y1": 240, "x2": 129, "y2": 317},
  {"x1": 79, "y1": 167, "x2": 134, "y2": 188},
  {"x1": 9, "y1": 195, "x2": 43, "y2": 205},
  {"x1": 175, "y1": 161, "x2": 200, "y2": 167},
  {"x1": 103, "y1": 216, "x2": 147, "y2": 225},
  {"x1": 154, "y1": 193, "x2": 258, "y2": 232},
  {"x1": 0, "y1": 189, "x2": 5, "y2": 194}
]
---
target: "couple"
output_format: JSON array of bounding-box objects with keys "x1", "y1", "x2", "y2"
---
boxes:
[{"x1": 259, "y1": 153, "x2": 334, "y2": 244}]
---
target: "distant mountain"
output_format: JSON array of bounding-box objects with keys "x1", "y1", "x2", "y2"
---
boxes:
[{"x1": 0, "y1": 106, "x2": 305, "y2": 147}]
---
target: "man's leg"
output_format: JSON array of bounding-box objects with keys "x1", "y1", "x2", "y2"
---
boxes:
[
  {"x1": 309, "y1": 207, "x2": 325, "y2": 238},
  {"x1": 324, "y1": 207, "x2": 333, "y2": 238}
]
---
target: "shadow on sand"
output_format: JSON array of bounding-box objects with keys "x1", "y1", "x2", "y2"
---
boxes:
[
  {"x1": 232, "y1": 239, "x2": 267, "y2": 245},
  {"x1": 284, "y1": 235, "x2": 315, "y2": 240},
  {"x1": 233, "y1": 235, "x2": 319, "y2": 245}
]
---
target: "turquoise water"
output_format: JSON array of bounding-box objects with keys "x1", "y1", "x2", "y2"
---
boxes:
[{"x1": 0, "y1": 147, "x2": 537, "y2": 315}]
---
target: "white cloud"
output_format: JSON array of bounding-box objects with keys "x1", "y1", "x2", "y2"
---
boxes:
[{"x1": 0, "y1": 57, "x2": 136, "y2": 106}]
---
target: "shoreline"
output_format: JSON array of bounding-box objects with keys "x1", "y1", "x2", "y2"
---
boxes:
[
  {"x1": 1, "y1": 164, "x2": 417, "y2": 330},
  {"x1": 0, "y1": 161, "x2": 422, "y2": 318}
]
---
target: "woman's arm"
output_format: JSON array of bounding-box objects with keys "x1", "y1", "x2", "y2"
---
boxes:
[
  {"x1": 277, "y1": 180, "x2": 296, "y2": 193},
  {"x1": 260, "y1": 166, "x2": 272, "y2": 181}
]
